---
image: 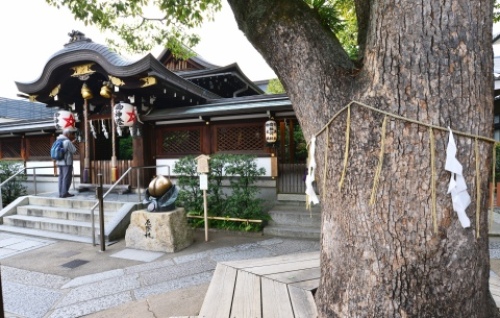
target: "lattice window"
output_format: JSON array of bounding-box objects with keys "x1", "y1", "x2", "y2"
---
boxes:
[
  {"x1": 27, "y1": 136, "x2": 51, "y2": 159},
  {"x1": 216, "y1": 125, "x2": 264, "y2": 152},
  {"x1": 161, "y1": 129, "x2": 201, "y2": 154},
  {"x1": 1, "y1": 139, "x2": 22, "y2": 159}
]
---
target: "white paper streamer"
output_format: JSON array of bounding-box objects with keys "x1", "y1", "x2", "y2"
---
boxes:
[
  {"x1": 101, "y1": 120, "x2": 109, "y2": 139},
  {"x1": 445, "y1": 127, "x2": 471, "y2": 228},
  {"x1": 305, "y1": 136, "x2": 320, "y2": 205},
  {"x1": 89, "y1": 120, "x2": 97, "y2": 139}
]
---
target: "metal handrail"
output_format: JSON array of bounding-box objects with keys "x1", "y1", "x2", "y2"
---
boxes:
[
  {"x1": 0, "y1": 165, "x2": 54, "y2": 210},
  {"x1": 90, "y1": 164, "x2": 171, "y2": 246}
]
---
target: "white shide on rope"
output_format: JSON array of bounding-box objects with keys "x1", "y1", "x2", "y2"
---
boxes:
[
  {"x1": 445, "y1": 127, "x2": 471, "y2": 228},
  {"x1": 305, "y1": 136, "x2": 320, "y2": 206}
]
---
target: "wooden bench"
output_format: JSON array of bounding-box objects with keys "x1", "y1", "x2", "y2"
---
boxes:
[
  {"x1": 197, "y1": 251, "x2": 320, "y2": 318},
  {"x1": 174, "y1": 252, "x2": 500, "y2": 317}
]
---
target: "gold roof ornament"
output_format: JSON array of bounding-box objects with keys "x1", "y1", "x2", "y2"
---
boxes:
[
  {"x1": 108, "y1": 75, "x2": 125, "y2": 87},
  {"x1": 49, "y1": 84, "x2": 61, "y2": 98},
  {"x1": 28, "y1": 95, "x2": 38, "y2": 102},
  {"x1": 70, "y1": 63, "x2": 96, "y2": 77},
  {"x1": 140, "y1": 76, "x2": 157, "y2": 88}
]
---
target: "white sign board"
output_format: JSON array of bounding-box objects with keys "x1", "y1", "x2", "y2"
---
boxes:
[{"x1": 199, "y1": 174, "x2": 208, "y2": 190}]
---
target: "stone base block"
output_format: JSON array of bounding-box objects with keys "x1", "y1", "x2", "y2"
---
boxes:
[{"x1": 125, "y1": 208, "x2": 193, "y2": 252}]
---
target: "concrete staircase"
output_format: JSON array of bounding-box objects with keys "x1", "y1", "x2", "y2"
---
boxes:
[
  {"x1": 0, "y1": 196, "x2": 145, "y2": 243},
  {"x1": 264, "y1": 199, "x2": 321, "y2": 240}
]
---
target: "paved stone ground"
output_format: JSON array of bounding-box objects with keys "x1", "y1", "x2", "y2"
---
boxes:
[{"x1": 0, "y1": 231, "x2": 320, "y2": 318}]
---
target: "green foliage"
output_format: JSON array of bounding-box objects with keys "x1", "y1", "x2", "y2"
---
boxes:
[
  {"x1": 118, "y1": 136, "x2": 133, "y2": 160},
  {"x1": 173, "y1": 155, "x2": 203, "y2": 213},
  {"x1": 174, "y1": 154, "x2": 269, "y2": 232},
  {"x1": 224, "y1": 155, "x2": 267, "y2": 219},
  {"x1": 47, "y1": 0, "x2": 358, "y2": 59},
  {"x1": 495, "y1": 1, "x2": 500, "y2": 23},
  {"x1": 45, "y1": 0, "x2": 222, "y2": 57},
  {"x1": 266, "y1": 78, "x2": 286, "y2": 94},
  {"x1": 207, "y1": 153, "x2": 231, "y2": 214},
  {"x1": 294, "y1": 125, "x2": 308, "y2": 161},
  {"x1": 0, "y1": 161, "x2": 27, "y2": 207}
]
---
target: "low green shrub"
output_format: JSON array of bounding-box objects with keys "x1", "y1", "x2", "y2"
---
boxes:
[
  {"x1": 0, "y1": 161, "x2": 27, "y2": 207},
  {"x1": 174, "y1": 154, "x2": 269, "y2": 232}
]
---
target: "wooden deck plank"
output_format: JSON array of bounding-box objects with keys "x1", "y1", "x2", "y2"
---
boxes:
[
  {"x1": 199, "y1": 264, "x2": 237, "y2": 318},
  {"x1": 230, "y1": 270, "x2": 262, "y2": 318},
  {"x1": 288, "y1": 285, "x2": 318, "y2": 318},
  {"x1": 266, "y1": 267, "x2": 321, "y2": 284},
  {"x1": 223, "y1": 251, "x2": 319, "y2": 269},
  {"x1": 289, "y1": 278, "x2": 320, "y2": 291},
  {"x1": 261, "y1": 277, "x2": 295, "y2": 318},
  {"x1": 247, "y1": 259, "x2": 320, "y2": 276}
]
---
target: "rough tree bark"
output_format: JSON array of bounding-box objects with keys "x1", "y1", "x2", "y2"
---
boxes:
[{"x1": 228, "y1": 0, "x2": 498, "y2": 317}]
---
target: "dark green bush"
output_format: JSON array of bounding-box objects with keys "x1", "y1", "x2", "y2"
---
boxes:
[
  {"x1": 173, "y1": 154, "x2": 269, "y2": 232},
  {"x1": 173, "y1": 156, "x2": 203, "y2": 213},
  {"x1": 0, "y1": 161, "x2": 27, "y2": 207}
]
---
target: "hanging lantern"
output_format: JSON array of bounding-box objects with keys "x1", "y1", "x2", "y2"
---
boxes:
[
  {"x1": 54, "y1": 110, "x2": 76, "y2": 130},
  {"x1": 265, "y1": 118, "x2": 277, "y2": 143},
  {"x1": 81, "y1": 82, "x2": 93, "y2": 100},
  {"x1": 113, "y1": 102, "x2": 137, "y2": 127}
]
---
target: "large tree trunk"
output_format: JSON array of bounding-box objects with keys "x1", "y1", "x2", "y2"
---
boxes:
[{"x1": 228, "y1": 0, "x2": 497, "y2": 317}]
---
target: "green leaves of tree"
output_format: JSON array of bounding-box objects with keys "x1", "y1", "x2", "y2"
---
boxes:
[
  {"x1": 46, "y1": 0, "x2": 358, "y2": 59},
  {"x1": 45, "y1": 0, "x2": 221, "y2": 57}
]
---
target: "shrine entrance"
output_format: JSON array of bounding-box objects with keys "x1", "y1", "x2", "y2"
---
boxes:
[{"x1": 276, "y1": 118, "x2": 307, "y2": 194}]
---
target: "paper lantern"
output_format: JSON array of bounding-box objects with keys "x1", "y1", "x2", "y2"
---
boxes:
[
  {"x1": 54, "y1": 110, "x2": 76, "y2": 130},
  {"x1": 113, "y1": 102, "x2": 137, "y2": 127},
  {"x1": 265, "y1": 119, "x2": 277, "y2": 143}
]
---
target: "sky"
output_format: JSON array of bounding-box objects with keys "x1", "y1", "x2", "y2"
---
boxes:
[
  {"x1": 0, "y1": 0, "x2": 276, "y2": 100},
  {"x1": 1, "y1": 2, "x2": 500, "y2": 100}
]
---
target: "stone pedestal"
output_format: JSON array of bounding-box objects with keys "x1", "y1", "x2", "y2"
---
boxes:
[{"x1": 125, "y1": 208, "x2": 193, "y2": 252}]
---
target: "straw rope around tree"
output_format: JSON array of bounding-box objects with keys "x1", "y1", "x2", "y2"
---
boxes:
[{"x1": 306, "y1": 100, "x2": 498, "y2": 237}]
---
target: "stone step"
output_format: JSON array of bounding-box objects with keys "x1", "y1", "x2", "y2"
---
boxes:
[
  {"x1": 0, "y1": 225, "x2": 94, "y2": 243},
  {"x1": 268, "y1": 209, "x2": 321, "y2": 227},
  {"x1": 3, "y1": 215, "x2": 100, "y2": 238},
  {"x1": 263, "y1": 225, "x2": 320, "y2": 240},
  {"x1": 78, "y1": 183, "x2": 131, "y2": 194},
  {"x1": 16, "y1": 205, "x2": 114, "y2": 223},
  {"x1": 26, "y1": 196, "x2": 124, "y2": 210}
]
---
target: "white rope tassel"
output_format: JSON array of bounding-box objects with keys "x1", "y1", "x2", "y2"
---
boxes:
[
  {"x1": 305, "y1": 136, "x2": 320, "y2": 207},
  {"x1": 445, "y1": 127, "x2": 471, "y2": 228}
]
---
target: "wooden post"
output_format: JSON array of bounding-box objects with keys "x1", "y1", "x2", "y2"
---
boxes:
[
  {"x1": 196, "y1": 155, "x2": 211, "y2": 242},
  {"x1": 203, "y1": 187, "x2": 208, "y2": 242}
]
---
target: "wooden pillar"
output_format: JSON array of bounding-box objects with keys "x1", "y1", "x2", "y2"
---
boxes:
[
  {"x1": 279, "y1": 121, "x2": 286, "y2": 163},
  {"x1": 132, "y1": 123, "x2": 154, "y2": 188},
  {"x1": 496, "y1": 182, "x2": 500, "y2": 207},
  {"x1": 82, "y1": 99, "x2": 90, "y2": 183},
  {"x1": 289, "y1": 120, "x2": 295, "y2": 163},
  {"x1": 110, "y1": 98, "x2": 118, "y2": 182}
]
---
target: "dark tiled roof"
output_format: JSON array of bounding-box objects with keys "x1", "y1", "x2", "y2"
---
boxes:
[
  {"x1": 0, "y1": 97, "x2": 54, "y2": 120},
  {"x1": 49, "y1": 39, "x2": 134, "y2": 67}
]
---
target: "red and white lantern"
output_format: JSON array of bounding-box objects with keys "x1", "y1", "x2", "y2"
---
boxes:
[
  {"x1": 113, "y1": 102, "x2": 137, "y2": 127},
  {"x1": 54, "y1": 110, "x2": 76, "y2": 130}
]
